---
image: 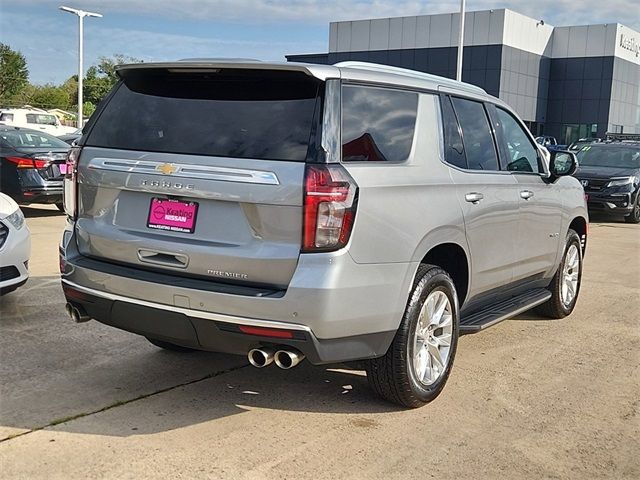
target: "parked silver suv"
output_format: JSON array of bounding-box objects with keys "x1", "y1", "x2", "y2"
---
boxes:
[{"x1": 60, "y1": 61, "x2": 588, "y2": 407}]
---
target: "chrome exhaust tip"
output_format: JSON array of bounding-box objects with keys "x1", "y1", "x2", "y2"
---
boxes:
[
  {"x1": 274, "y1": 349, "x2": 305, "y2": 370},
  {"x1": 248, "y1": 348, "x2": 275, "y2": 368},
  {"x1": 66, "y1": 303, "x2": 91, "y2": 323}
]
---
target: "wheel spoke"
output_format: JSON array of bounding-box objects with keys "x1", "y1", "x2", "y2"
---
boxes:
[
  {"x1": 428, "y1": 342, "x2": 444, "y2": 369},
  {"x1": 432, "y1": 293, "x2": 448, "y2": 325},
  {"x1": 435, "y1": 333, "x2": 451, "y2": 347}
]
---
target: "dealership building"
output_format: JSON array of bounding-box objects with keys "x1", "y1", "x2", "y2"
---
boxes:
[{"x1": 287, "y1": 8, "x2": 640, "y2": 143}]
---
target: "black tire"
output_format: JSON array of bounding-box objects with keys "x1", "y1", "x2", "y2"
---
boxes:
[
  {"x1": 366, "y1": 264, "x2": 460, "y2": 408},
  {"x1": 55, "y1": 202, "x2": 65, "y2": 212},
  {"x1": 146, "y1": 337, "x2": 197, "y2": 352},
  {"x1": 537, "y1": 229, "x2": 583, "y2": 319},
  {"x1": 624, "y1": 194, "x2": 640, "y2": 224}
]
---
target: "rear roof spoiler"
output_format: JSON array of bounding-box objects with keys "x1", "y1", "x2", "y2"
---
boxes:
[{"x1": 115, "y1": 60, "x2": 340, "y2": 81}]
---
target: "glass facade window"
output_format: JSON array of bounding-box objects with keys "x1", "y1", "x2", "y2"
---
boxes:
[{"x1": 561, "y1": 124, "x2": 598, "y2": 145}]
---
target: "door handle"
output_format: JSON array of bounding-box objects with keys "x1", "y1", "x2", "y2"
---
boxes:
[
  {"x1": 520, "y1": 190, "x2": 534, "y2": 200},
  {"x1": 465, "y1": 192, "x2": 484, "y2": 204}
]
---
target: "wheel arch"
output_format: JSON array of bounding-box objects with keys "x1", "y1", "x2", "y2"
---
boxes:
[
  {"x1": 569, "y1": 216, "x2": 588, "y2": 254},
  {"x1": 417, "y1": 243, "x2": 470, "y2": 307}
]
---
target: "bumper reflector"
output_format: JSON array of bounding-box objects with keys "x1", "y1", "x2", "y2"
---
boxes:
[{"x1": 238, "y1": 325, "x2": 295, "y2": 339}]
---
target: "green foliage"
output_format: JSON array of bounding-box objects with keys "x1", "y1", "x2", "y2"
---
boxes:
[
  {"x1": 83, "y1": 101, "x2": 96, "y2": 117},
  {"x1": 84, "y1": 54, "x2": 142, "y2": 106},
  {"x1": 0, "y1": 52, "x2": 141, "y2": 115},
  {"x1": 0, "y1": 43, "x2": 29, "y2": 99}
]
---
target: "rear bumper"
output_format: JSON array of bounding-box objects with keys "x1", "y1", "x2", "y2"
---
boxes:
[
  {"x1": 17, "y1": 186, "x2": 63, "y2": 205},
  {"x1": 62, "y1": 279, "x2": 395, "y2": 364},
  {"x1": 60, "y1": 225, "x2": 413, "y2": 364}
]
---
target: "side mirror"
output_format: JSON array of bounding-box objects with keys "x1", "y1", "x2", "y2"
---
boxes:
[{"x1": 549, "y1": 150, "x2": 577, "y2": 178}]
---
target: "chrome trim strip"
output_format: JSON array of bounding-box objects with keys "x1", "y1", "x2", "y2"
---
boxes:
[
  {"x1": 61, "y1": 279, "x2": 311, "y2": 332},
  {"x1": 87, "y1": 158, "x2": 280, "y2": 185}
]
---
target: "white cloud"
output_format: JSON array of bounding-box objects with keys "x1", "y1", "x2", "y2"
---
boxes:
[{"x1": 13, "y1": 0, "x2": 640, "y2": 28}]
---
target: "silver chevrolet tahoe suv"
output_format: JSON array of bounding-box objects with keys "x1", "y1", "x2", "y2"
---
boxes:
[{"x1": 60, "y1": 60, "x2": 588, "y2": 407}]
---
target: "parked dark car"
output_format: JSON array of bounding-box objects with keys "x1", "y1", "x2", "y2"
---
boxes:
[
  {"x1": 568, "y1": 137, "x2": 601, "y2": 151},
  {"x1": 574, "y1": 142, "x2": 640, "y2": 223},
  {"x1": 57, "y1": 128, "x2": 83, "y2": 145},
  {"x1": 0, "y1": 126, "x2": 70, "y2": 210}
]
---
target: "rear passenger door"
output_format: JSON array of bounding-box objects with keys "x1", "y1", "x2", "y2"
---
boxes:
[
  {"x1": 441, "y1": 95, "x2": 520, "y2": 299},
  {"x1": 490, "y1": 105, "x2": 562, "y2": 281}
]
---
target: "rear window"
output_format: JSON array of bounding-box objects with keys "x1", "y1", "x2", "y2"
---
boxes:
[
  {"x1": 341, "y1": 85, "x2": 418, "y2": 162},
  {"x1": 0, "y1": 130, "x2": 69, "y2": 149},
  {"x1": 26, "y1": 114, "x2": 58, "y2": 126},
  {"x1": 86, "y1": 69, "x2": 321, "y2": 161}
]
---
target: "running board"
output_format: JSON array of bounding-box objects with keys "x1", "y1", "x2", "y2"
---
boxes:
[{"x1": 459, "y1": 288, "x2": 551, "y2": 333}]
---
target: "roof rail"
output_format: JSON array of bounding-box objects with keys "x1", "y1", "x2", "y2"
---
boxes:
[
  {"x1": 178, "y1": 58, "x2": 261, "y2": 63},
  {"x1": 334, "y1": 61, "x2": 486, "y2": 93},
  {"x1": 605, "y1": 132, "x2": 640, "y2": 142}
]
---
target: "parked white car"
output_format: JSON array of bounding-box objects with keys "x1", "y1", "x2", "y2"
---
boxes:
[
  {"x1": 0, "y1": 193, "x2": 31, "y2": 295},
  {"x1": 0, "y1": 108, "x2": 76, "y2": 136}
]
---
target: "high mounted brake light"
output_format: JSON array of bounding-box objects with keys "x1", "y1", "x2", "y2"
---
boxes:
[{"x1": 302, "y1": 164, "x2": 358, "y2": 252}]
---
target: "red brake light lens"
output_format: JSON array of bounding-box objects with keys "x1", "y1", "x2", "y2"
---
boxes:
[
  {"x1": 5, "y1": 156, "x2": 49, "y2": 169},
  {"x1": 303, "y1": 164, "x2": 358, "y2": 252}
]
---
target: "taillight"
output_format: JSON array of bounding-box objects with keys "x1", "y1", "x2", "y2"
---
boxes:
[
  {"x1": 302, "y1": 164, "x2": 358, "y2": 252},
  {"x1": 63, "y1": 146, "x2": 81, "y2": 219},
  {"x1": 5, "y1": 156, "x2": 51, "y2": 169}
]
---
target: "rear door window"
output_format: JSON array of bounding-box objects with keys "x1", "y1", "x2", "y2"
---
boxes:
[
  {"x1": 0, "y1": 113, "x2": 14, "y2": 122},
  {"x1": 341, "y1": 85, "x2": 418, "y2": 162},
  {"x1": 86, "y1": 69, "x2": 322, "y2": 161},
  {"x1": 451, "y1": 97, "x2": 499, "y2": 171}
]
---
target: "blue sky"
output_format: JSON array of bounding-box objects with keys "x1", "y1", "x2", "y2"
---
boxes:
[{"x1": 1, "y1": 0, "x2": 637, "y2": 85}]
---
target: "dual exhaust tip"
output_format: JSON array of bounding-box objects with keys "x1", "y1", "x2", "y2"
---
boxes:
[
  {"x1": 65, "y1": 303, "x2": 90, "y2": 323},
  {"x1": 248, "y1": 348, "x2": 304, "y2": 369}
]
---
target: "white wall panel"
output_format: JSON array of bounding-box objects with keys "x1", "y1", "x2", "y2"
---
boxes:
[
  {"x1": 415, "y1": 15, "x2": 430, "y2": 47},
  {"x1": 552, "y1": 27, "x2": 570, "y2": 58},
  {"x1": 389, "y1": 17, "x2": 404, "y2": 49},
  {"x1": 329, "y1": 22, "x2": 338, "y2": 52},
  {"x1": 429, "y1": 13, "x2": 453, "y2": 47},
  {"x1": 473, "y1": 10, "x2": 491, "y2": 45},
  {"x1": 370, "y1": 18, "x2": 390, "y2": 50},
  {"x1": 585, "y1": 24, "x2": 607, "y2": 57},
  {"x1": 337, "y1": 22, "x2": 352, "y2": 52},
  {"x1": 402, "y1": 16, "x2": 417, "y2": 48},
  {"x1": 488, "y1": 9, "x2": 505, "y2": 45},
  {"x1": 351, "y1": 20, "x2": 371, "y2": 51},
  {"x1": 567, "y1": 26, "x2": 588, "y2": 57}
]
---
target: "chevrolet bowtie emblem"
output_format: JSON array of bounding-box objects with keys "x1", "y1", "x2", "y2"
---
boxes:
[{"x1": 156, "y1": 163, "x2": 178, "y2": 175}]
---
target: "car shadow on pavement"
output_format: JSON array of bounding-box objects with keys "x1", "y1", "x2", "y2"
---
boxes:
[
  {"x1": 0, "y1": 276, "x2": 400, "y2": 440},
  {"x1": 20, "y1": 205, "x2": 65, "y2": 218}
]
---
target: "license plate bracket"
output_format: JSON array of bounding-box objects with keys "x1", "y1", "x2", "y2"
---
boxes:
[{"x1": 147, "y1": 198, "x2": 199, "y2": 234}]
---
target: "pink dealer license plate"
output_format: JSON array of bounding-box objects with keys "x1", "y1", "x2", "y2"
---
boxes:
[{"x1": 147, "y1": 198, "x2": 199, "y2": 234}]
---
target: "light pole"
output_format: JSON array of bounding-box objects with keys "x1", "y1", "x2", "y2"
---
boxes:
[
  {"x1": 456, "y1": 0, "x2": 465, "y2": 81},
  {"x1": 59, "y1": 6, "x2": 102, "y2": 128}
]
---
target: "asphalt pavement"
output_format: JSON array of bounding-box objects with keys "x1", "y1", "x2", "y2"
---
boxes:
[{"x1": 0, "y1": 205, "x2": 638, "y2": 479}]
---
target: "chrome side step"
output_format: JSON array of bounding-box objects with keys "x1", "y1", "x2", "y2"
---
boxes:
[{"x1": 459, "y1": 288, "x2": 551, "y2": 333}]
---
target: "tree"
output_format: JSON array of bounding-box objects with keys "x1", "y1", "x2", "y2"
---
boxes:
[
  {"x1": 0, "y1": 43, "x2": 29, "y2": 99},
  {"x1": 84, "y1": 54, "x2": 142, "y2": 106},
  {"x1": 28, "y1": 84, "x2": 71, "y2": 110}
]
